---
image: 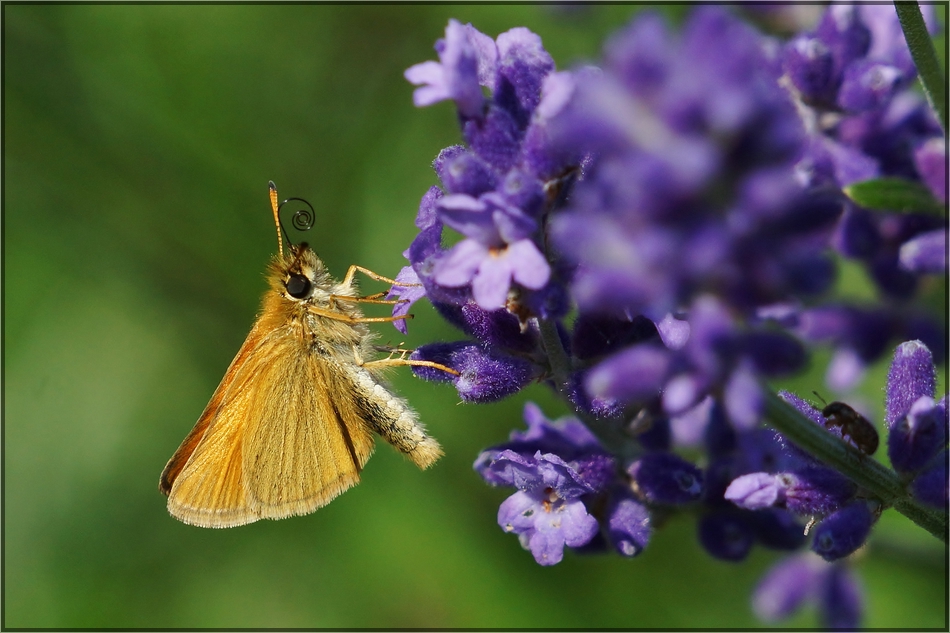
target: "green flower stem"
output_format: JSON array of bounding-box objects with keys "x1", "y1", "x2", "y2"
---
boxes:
[
  {"x1": 895, "y1": 1, "x2": 947, "y2": 132},
  {"x1": 763, "y1": 389, "x2": 948, "y2": 542},
  {"x1": 538, "y1": 317, "x2": 636, "y2": 458}
]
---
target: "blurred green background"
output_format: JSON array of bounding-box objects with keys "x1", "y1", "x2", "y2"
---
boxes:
[{"x1": 4, "y1": 4, "x2": 946, "y2": 629}]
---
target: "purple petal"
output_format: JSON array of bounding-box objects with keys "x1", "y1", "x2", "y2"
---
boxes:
[
  {"x1": 816, "y1": 5, "x2": 871, "y2": 71},
  {"x1": 386, "y1": 266, "x2": 424, "y2": 334},
  {"x1": 669, "y1": 395, "x2": 715, "y2": 447},
  {"x1": 817, "y1": 563, "x2": 864, "y2": 629},
  {"x1": 526, "y1": 497, "x2": 599, "y2": 565},
  {"x1": 837, "y1": 60, "x2": 903, "y2": 112},
  {"x1": 509, "y1": 402, "x2": 604, "y2": 455},
  {"x1": 405, "y1": 61, "x2": 451, "y2": 107},
  {"x1": 783, "y1": 35, "x2": 836, "y2": 102},
  {"x1": 525, "y1": 528, "x2": 566, "y2": 566},
  {"x1": 725, "y1": 472, "x2": 785, "y2": 510},
  {"x1": 407, "y1": 224, "x2": 443, "y2": 268},
  {"x1": 437, "y1": 194, "x2": 500, "y2": 244},
  {"x1": 911, "y1": 450, "x2": 948, "y2": 507},
  {"x1": 899, "y1": 228, "x2": 947, "y2": 274},
  {"x1": 464, "y1": 23, "x2": 498, "y2": 86},
  {"x1": 913, "y1": 137, "x2": 947, "y2": 203},
  {"x1": 436, "y1": 150, "x2": 497, "y2": 197},
  {"x1": 486, "y1": 194, "x2": 537, "y2": 243},
  {"x1": 888, "y1": 396, "x2": 946, "y2": 474},
  {"x1": 415, "y1": 185, "x2": 444, "y2": 230},
  {"x1": 663, "y1": 373, "x2": 706, "y2": 416},
  {"x1": 724, "y1": 363, "x2": 764, "y2": 431},
  {"x1": 534, "y1": 452, "x2": 593, "y2": 499},
  {"x1": 495, "y1": 27, "x2": 555, "y2": 114},
  {"x1": 498, "y1": 489, "x2": 543, "y2": 532},
  {"x1": 655, "y1": 313, "x2": 690, "y2": 350},
  {"x1": 506, "y1": 239, "x2": 550, "y2": 290},
  {"x1": 433, "y1": 239, "x2": 487, "y2": 287},
  {"x1": 825, "y1": 347, "x2": 866, "y2": 392},
  {"x1": 585, "y1": 344, "x2": 671, "y2": 403},
  {"x1": 606, "y1": 493, "x2": 652, "y2": 557},
  {"x1": 698, "y1": 512, "x2": 755, "y2": 561},
  {"x1": 752, "y1": 554, "x2": 820, "y2": 622},
  {"x1": 441, "y1": 19, "x2": 484, "y2": 105},
  {"x1": 546, "y1": 498, "x2": 599, "y2": 548},
  {"x1": 490, "y1": 451, "x2": 543, "y2": 490},
  {"x1": 471, "y1": 255, "x2": 513, "y2": 310},
  {"x1": 628, "y1": 452, "x2": 704, "y2": 505}
]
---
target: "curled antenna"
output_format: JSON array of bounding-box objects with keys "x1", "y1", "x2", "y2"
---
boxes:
[{"x1": 268, "y1": 181, "x2": 316, "y2": 253}]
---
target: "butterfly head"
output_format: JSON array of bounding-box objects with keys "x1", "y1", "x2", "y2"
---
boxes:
[{"x1": 269, "y1": 243, "x2": 333, "y2": 303}]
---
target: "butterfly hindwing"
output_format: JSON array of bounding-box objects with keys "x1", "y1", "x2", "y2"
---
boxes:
[{"x1": 243, "y1": 345, "x2": 376, "y2": 519}]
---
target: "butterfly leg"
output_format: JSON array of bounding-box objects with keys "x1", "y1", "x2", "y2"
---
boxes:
[
  {"x1": 362, "y1": 356, "x2": 459, "y2": 376},
  {"x1": 340, "y1": 265, "x2": 421, "y2": 289},
  {"x1": 331, "y1": 292, "x2": 408, "y2": 306},
  {"x1": 307, "y1": 304, "x2": 414, "y2": 325},
  {"x1": 305, "y1": 307, "x2": 458, "y2": 376}
]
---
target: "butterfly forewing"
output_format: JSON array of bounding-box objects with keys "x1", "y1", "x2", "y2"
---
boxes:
[{"x1": 163, "y1": 315, "x2": 375, "y2": 528}]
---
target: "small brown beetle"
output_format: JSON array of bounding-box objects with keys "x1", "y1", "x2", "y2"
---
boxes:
[{"x1": 813, "y1": 393, "x2": 879, "y2": 456}]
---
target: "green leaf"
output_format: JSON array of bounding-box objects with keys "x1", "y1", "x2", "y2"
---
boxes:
[
  {"x1": 895, "y1": 1, "x2": 947, "y2": 132},
  {"x1": 843, "y1": 177, "x2": 945, "y2": 215}
]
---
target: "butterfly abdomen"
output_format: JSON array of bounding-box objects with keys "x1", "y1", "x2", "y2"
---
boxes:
[{"x1": 348, "y1": 365, "x2": 443, "y2": 469}]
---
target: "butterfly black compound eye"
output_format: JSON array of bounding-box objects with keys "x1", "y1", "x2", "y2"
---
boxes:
[{"x1": 285, "y1": 273, "x2": 312, "y2": 299}]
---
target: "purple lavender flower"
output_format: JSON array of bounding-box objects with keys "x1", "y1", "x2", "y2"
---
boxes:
[
  {"x1": 405, "y1": 19, "x2": 487, "y2": 118},
  {"x1": 884, "y1": 340, "x2": 937, "y2": 427},
  {"x1": 398, "y1": 9, "x2": 946, "y2": 627},
  {"x1": 474, "y1": 404, "x2": 628, "y2": 564},
  {"x1": 535, "y1": 9, "x2": 837, "y2": 429},
  {"x1": 725, "y1": 468, "x2": 857, "y2": 515},
  {"x1": 396, "y1": 21, "x2": 586, "y2": 413},
  {"x1": 753, "y1": 553, "x2": 864, "y2": 628},
  {"x1": 811, "y1": 501, "x2": 876, "y2": 561},
  {"x1": 751, "y1": 554, "x2": 817, "y2": 621},
  {"x1": 883, "y1": 341, "x2": 948, "y2": 478},
  {"x1": 786, "y1": 4, "x2": 947, "y2": 300},
  {"x1": 605, "y1": 489, "x2": 652, "y2": 557},
  {"x1": 432, "y1": 193, "x2": 550, "y2": 310},
  {"x1": 410, "y1": 341, "x2": 535, "y2": 403},
  {"x1": 628, "y1": 452, "x2": 703, "y2": 505},
  {"x1": 911, "y1": 449, "x2": 948, "y2": 507},
  {"x1": 888, "y1": 396, "x2": 946, "y2": 473},
  {"x1": 899, "y1": 228, "x2": 948, "y2": 274},
  {"x1": 913, "y1": 137, "x2": 947, "y2": 204},
  {"x1": 786, "y1": 303, "x2": 945, "y2": 391},
  {"x1": 698, "y1": 512, "x2": 756, "y2": 561},
  {"x1": 497, "y1": 484, "x2": 598, "y2": 565}
]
